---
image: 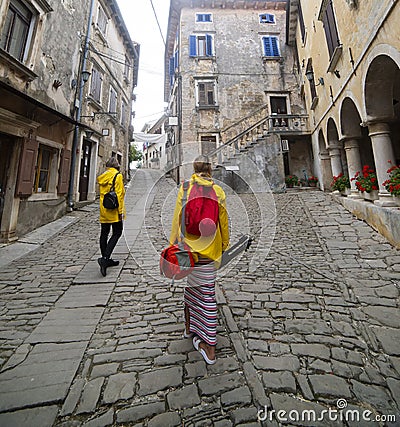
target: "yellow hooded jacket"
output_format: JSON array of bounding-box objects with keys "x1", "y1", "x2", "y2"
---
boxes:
[
  {"x1": 169, "y1": 174, "x2": 230, "y2": 265},
  {"x1": 97, "y1": 167, "x2": 126, "y2": 223}
]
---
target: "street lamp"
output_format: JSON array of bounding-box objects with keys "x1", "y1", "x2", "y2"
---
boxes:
[
  {"x1": 81, "y1": 70, "x2": 91, "y2": 83},
  {"x1": 305, "y1": 70, "x2": 324, "y2": 86}
]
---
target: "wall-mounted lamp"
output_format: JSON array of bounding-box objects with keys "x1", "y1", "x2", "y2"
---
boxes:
[
  {"x1": 81, "y1": 70, "x2": 91, "y2": 83},
  {"x1": 333, "y1": 70, "x2": 341, "y2": 78},
  {"x1": 305, "y1": 70, "x2": 324, "y2": 86},
  {"x1": 84, "y1": 130, "x2": 94, "y2": 139}
]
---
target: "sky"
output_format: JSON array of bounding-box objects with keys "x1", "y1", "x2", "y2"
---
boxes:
[{"x1": 116, "y1": 0, "x2": 171, "y2": 133}]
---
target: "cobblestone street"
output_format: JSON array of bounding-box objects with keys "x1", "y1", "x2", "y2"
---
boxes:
[{"x1": 0, "y1": 169, "x2": 399, "y2": 426}]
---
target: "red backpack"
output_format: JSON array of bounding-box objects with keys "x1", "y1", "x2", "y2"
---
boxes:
[{"x1": 184, "y1": 180, "x2": 219, "y2": 236}]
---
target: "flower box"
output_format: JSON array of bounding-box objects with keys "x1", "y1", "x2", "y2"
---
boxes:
[{"x1": 361, "y1": 190, "x2": 379, "y2": 201}]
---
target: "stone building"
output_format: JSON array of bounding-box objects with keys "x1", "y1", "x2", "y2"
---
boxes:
[
  {"x1": 139, "y1": 115, "x2": 168, "y2": 170},
  {"x1": 0, "y1": 0, "x2": 138, "y2": 242},
  {"x1": 287, "y1": 0, "x2": 400, "y2": 245},
  {"x1": 164, "y1": 0, "x2": 311, "y2": 188}
]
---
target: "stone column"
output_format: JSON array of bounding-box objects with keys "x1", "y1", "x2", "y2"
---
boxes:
[
  {"x1": 328, "y1": 141, "x2": 343, "y2": 178},
  {"x1": 343, "y1": 137, "x2": 362, "y2": 197},
  {"x1": 368, "y1": 122, "x2": 396, "y2": 207}
]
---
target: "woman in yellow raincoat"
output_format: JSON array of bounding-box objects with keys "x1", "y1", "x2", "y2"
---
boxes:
[
  {"x1": 97, "y1": 157, "x2": 126, "y2": 276},
  {"x1": 170, "y1": 155, "x2": 230, "y2": 364}
]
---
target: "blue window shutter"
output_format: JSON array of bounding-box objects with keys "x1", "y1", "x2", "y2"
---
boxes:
[
  {"x1": 271, "y1": 37, "x2": 279, "y2": 56},
  {"x1": 196, "y1": 14, "x2": 204, "y2": 22},
  {"x1": 189, "y1": 35, "x2": 197, "y2": 57},
  {"x1": 267, "y1": 14, "x2": 275, "y2": 23},
  {"x1": 174, "y1": 50, "x2": 179, "y2": 69},
  {"x1": 204, "y1": 14, "x2": 211, "y2": 22},
  {"x1": 206, "y1": 34, "x2": 213, "y2": 56},
  {"x1": 263, "y1": 37, "x2": 279, "y2": 56},
  {"x1": 169, "y1": 57, "x2": 174, "y2": 76}
]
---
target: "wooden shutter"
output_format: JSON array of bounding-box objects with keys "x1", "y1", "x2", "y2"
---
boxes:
[
  {"x1": 264, "y1": 37, "x2": 279, "y2": 56},
  {"x1": 58, "y1": 148, "x2": 71, "y2": 194},
  {"x1": 323, "y1": 0, "x2": 340, "y2": 58},
  {"x1": 15, "y1": 136, "x2": 38, "y2": 197},
  {"x1": 189, "y1": 35, "x2": 197, "y2": 56},
  {"x1": 206, "y1": 34, "x2": 213, "y2": 56},
  {"x1": 298, "y1": 0, "x2": 306, "y2": 43},
  {"x1": 169, "y1": 57, "x2": 175, "y2": 76}
]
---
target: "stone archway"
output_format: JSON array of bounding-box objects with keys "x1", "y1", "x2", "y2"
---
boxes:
[
  {"x1": 317, "y1": 130, "x2": 332, "y2": 191},
  {"x1": 340, "y1": 97, "x2": 372, "y2": 194},
  {"x1": 364, "y1": 54, "x2": 400, "y2": 204},
  {"x1": 327, "y1": 118, "x2": 345, "y2": 178}
]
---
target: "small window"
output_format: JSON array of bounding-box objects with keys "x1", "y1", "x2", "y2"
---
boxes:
[
  {"x1": 196, "y1": 13, "x2": 212, "y2": 22},
  {"x1": 96, "y1": 4, "x2": 108, "y2": 35},
  {"x1": 196, "y1": 80, "x2": 217, "y2": 107},
  {"x1": 319, "y1": 0, "x2": 340, "y2": 58},
  {"x1": 109, "y1": 86, "x2": 117, "y2": 114},
  {"x1": 260, "y1": 13, "x2": 275, "y2": 24},
  {"x1": 124, "y1": 55, "x2": 130, "y2": 80},
  {"x1": 1, "y1": 0, "x2": 34, "y2": 62},
  {"x1": 298, "y1": 0, "x2": 306, "y2": 43},
  {"x1": 200, "y1": 135, "x2": 217, "y2": 155},
  {"x1": 121, "y1": 99, "x2": 127, "y2": 125},
  {"x1": 189, "y1": 34, "x2": 213, "y2": 57},
  {"x1": 90, "y1": 67, "x2": 103, "y2": 103},
  {"x1": 34, "y1": 145, "x2": 54, "y2": 193},
  {"x1": 262, "y1": 36, "x2": 280, "y2": 57}
]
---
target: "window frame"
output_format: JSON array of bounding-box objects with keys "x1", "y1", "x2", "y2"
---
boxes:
[
  {"x1": 121, "y1": 98, "x2": 127, "y2": 126},
  {"x1": 318, "y1": 0, "x2": 341, "y2": 59},
  {"x1": 196, "y1": 13, "x2": 212, "y2": 22},
  {"x1": 108, "y1": 85, "x2": 117, "y2": 115},
  {"x1": 96, "y1": 3, "x2": 108, "y2": 36},
  {"x1": 199, "y1": 134, "x2": 219, "y2": 156},
  {"x1": 189, "y1": 34, "x2": 214, "y2": 58},
  {"x1": 1, "y1": 0, "x2": 36, "y2": 63},
  {"x1": 259, "y1": 13, "x2": 275, "y2": 24},
  {"x1": 195, "y1": 79, "x2": 218, "y2": 109},
  {"x1": 33, "y1": 144, "x2": 57, "y2": 195},
  {"x1": 89, "y1": 67, "x2": 103, "y2": 104},
  {"x1": 261, "y1": 35, "x2": 280, "y2": 58}
]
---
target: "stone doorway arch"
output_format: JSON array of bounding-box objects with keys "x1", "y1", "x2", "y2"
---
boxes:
[
  {"x1": 340, "y1": 97, "x2": 374, "y2": 194},
  {"x1": 317, "y1": 129, "x2": 332, "y2": 191},
  {"x1": 364, "y1": 54, "x2": 400, "y2": 204},
  {"x1": 327, "y1": 118, "x2": 346, "y2": 179}
]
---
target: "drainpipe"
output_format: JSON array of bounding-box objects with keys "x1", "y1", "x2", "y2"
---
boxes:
[{"x1": 67, "y1": 0, "x2": 95, "y2": 209}]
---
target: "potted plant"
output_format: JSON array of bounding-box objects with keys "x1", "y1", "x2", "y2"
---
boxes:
[
  {"x1": 352, "y1": 165, "x2": 379, "y2": 200},
  {"x1": 382, "y1": 162, "x2": 400, "y2": 205},
  {"x1": 285, "y1": 175, "x2": 299, "y2": 188},
  {"x1": 308, "y1": 175, "x2": 318, "y2": 187},
  {"x1": 331, "y1": 173, "x2": 350, "y2": 194}
]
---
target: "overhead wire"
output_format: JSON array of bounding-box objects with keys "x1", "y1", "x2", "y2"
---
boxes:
[{"x1": 149, "y1": 0, "x2": 166, "y2": 47}]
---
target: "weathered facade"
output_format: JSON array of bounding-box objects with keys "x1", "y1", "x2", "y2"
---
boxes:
[
  {"x1": 140, "y1": 115, "x2": 168, "y2": 171},
  {"x1": 164, "y1": 0, "x2": 312, "y2": 188},
  {"x1": 0, "y1": 0, "x2": 138, "y2": 242},
  {"x1": 287, "y1": 0, "x2": 400, "y2": 245}
]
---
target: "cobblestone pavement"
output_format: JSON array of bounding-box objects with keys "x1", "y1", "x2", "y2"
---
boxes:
[{"x1": 0, "y1": 169, "x2": 399, "y2": 427}]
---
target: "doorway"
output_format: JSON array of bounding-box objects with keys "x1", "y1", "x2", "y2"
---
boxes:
[
  {"x1": 0, "y1": 133, "x2": 13, "y2": 225},
  {"x1": 79, "y1": 138, "x2": 92, "y2": 201}
]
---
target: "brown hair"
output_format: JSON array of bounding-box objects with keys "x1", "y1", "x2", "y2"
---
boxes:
[
  {"x1": 193, "y1": 155, "x2": 212, "y2": 177},
  {"x1": 106, "y1": 157, "x2": 120, "y2": 170}
]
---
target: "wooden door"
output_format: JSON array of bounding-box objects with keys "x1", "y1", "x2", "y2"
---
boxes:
[{"x1": 79, "y1": 139, "x2": 91, "y2": 201}]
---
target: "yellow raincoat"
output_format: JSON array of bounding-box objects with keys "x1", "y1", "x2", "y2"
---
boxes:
[
  {"x1": 97, "y1": 167, "x2": 126, "y2": 223},
  {"x1": 169, "y1": 174, "x2": 230, "y2": 265}
]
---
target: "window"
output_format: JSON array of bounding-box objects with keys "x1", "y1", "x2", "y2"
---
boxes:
[
  {"x1": 124, "y1": 55, "x2": 130, "y2": 80},
  {"x1": 262, "y1": 36, "x2": 280, "y2": 57},
  {"x1": 121, "y1": 99, "x2": 127, "y2": 125},
  {"x1": 298, "y1": 1, "x2": 306, "y2": 43},
  {"x1": 270, "y1": 96, "x2": 288, "y2": 114},
  {"x1": 189, "y1": 34, "x2": 213, "y2": 57},
  {"x1": 319, "y1": 0, "x2": 340, "y2": 58},
  {"x1": 34, "y1": 145, "x2": 54, "y2": 193},
  {"x1": 305, "y1": 59, "x2": 318, "y2": 109},
  {"x1": 196, "y1": 80, "x2": 217, "y2": 108},
  {"x1": 196, "y1": 13, "x2": 212, "y2": 22},
  {"x1": 1, "y1": 0, "x2": 34, "y2": 62},
  {"x1": 109, "y1": 86, "x2": 117, "y2": 114},
  {"x1": 200, "y1": 135, "x2": 217, "y2": 155},
  {"x1": 96, "y1": 4, "x2": 108, "y2": 35},
  {"x1": 259, "y1": 13, "x2": 275, "y2": 24},
  {"x1": 89, "y1": 67, "x2": 103, "y2": 103}
]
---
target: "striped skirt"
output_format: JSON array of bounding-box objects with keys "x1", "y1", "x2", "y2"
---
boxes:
[{"x1": 184, "y1": 258, "x2": 217, "y2": 346}]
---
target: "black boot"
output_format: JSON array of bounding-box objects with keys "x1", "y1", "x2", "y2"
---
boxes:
[
  {"x1": 97, "y1": 257, "x2": 107, "y2": 276},
  {"x1": 107, "y1": 259, "x2": 119, "y2": 267}
]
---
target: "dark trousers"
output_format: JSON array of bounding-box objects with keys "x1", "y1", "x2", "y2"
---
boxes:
[{"x1": 100, "y1": 221, "x2": 123, "y2": 259}]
